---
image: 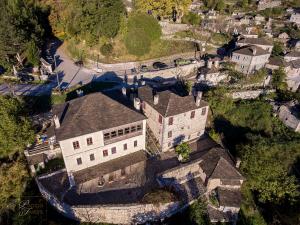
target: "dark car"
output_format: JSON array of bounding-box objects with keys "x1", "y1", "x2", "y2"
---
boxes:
[
  {"x1": 153, "y1": 61, "x2": 168, "y2": 70},
  {"x1": 18, "y1": 74, "x2": 34, "y2": 83},
  {"x1": 74, "y1": 60, "x2": 84, "y2": 67}
]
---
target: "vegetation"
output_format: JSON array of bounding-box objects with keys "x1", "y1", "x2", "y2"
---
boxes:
[
  {"x1": 0, "y1": 96, "x2": 34, "y2": 159},
  {"x1": 210, "y1": 33, "x2": 230, "y2": 45},
  {"x1": 36, "y1": 157, "x2": 65, "y2": 175},
  {"x1": 188, "y1": 198, "x2": 210, "y2": 225},
  {"x1": 124, "y1": 13, "x2": 162, "y2": 56},
  {"x1": 182, "y1": 12, "x2": 201, "y2": 25},
  {"x1": 142, "y1": 189, "x2": 177, "y2": 204},
  {"x1": 100, "y1": 43, "x2": 113, "y2": 57},
  {"x1": 272, "y1": 42, "x2": 284, "y2": 57},
  {"x1": 272, "y1": 67, "x2": 287, "y2": 90},
  {"x1": 134, "y1": 0, "x2": 192, "y2": 17},
  {"x1": 175, "y1": 142, "x2": 191, "y2": 162},
  {"x1": 0, "y1": 0, "x2": 50, "y2": 70}
]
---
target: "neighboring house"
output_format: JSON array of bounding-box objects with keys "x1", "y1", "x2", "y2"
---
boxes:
[
  {"x1": 275, "y1": 104, "x2": 300, "y2": 132},
  {"x1": 278, "y1": 32, "x2": 290, "y2": 45},
  {"x1": 254, "y1": 15, "x2": 266, "y2": 25},
  {"x1": 231, "y1": 45, "x2": 271, "y2": 74},
  {"x1": 290, "y1": 13, "x2": 300, "y2": 26},
  {"x1": 266, "y1": 57, "x2": 291, "y2": 73},
  {"x1": 138, "y1": 85, "x2": 209, "y2": 152},
  {"x1": 51, "y1": 91, "x2": 147, "y2": 185},
  {"x1": 197, "y1": 60, "x2": 227, "y2": 85},
  {"x1": 237, "y1": 37, "x2": 273, "y2": 53},
  {"x1": 286, "y1": 59, "x2": 300, "y2": 92},
  {"x1": 257, "y1": 0, "x2": 281, "y2": 11},
  {"x1": 284, "y1": 51, "x2": 300, "y2": 62}
]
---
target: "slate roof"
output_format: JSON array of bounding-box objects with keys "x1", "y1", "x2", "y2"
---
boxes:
[
  {"x1": 198, "y1": 66, "x2": 220, "y2": 75},
  {"x1": 285, "y1": 51, "x2": 300, "y2": 58},
  {"x1": 233, "y1": 45, "x2": 270, "y2": 56},
  {"x1": 237, "y1": 37, "x2": 273, "y2": 46},
  {"x1": 53, "y1": 91, "x2": 146, "y2": 141},
  {"x1": 199, "y1": 148, "x2": 244, "y2": 181},
  {"x1": 217, "y1": 188, "x2": 242, "y2": 208},
  {"x1": 290, "y1": 59, "x2": 300, "y2": 69},
  {"x1": 138, "y1": 85, "x2": 208, "y2": 117},
  {"x1": 268, "y1": 57, "x2": 291, "y2": 67}
]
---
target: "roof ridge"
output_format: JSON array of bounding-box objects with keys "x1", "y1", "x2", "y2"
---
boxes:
[{"x1": 164, "y1": 91, "x2": 174, "y2": 117}]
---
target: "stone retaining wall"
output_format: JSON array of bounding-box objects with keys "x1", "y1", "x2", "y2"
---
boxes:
[
  {"x1": 36, "y1": 176, "x2": 181, "y2": 224},
  {"x1": 159, "y1": 22, "x2": 189, "y2": 36},
  {"x1": 231, "y1": 89, "x2": 275, "y2": 99}
]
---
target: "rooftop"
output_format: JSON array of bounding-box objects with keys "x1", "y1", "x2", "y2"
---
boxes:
[
  {"x1": 237, "y1": 37, "x2": 273, "y2": 46},
  {"x1": 53, "y1": 90, "x2": 146, "y2": 141},
  {"x1": 285, "y1": 51, "x2": 300, "y2": 58},
  {"x1": 268, "y1": 57, "x2": 291, "y2": 67},
  {"x1": 217, "y1": 188, "x2": 242, "y2": 208},
  {"x1": 233, "y1": 45, "x2": 270, "y2": 56},
  {"x1": 138, "y1": 85, "x2": 208, "y2": 117}
]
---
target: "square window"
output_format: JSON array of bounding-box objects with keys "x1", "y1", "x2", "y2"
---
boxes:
[
  {"x1": 104, "y1": 133, "x2": 110, "y2": 140},
  {"x1": 111, "y1": 147, "x2": 117, "y2": 154},
  {"x1": 90, "y1": 154, "x2": 95, "y2": 161},
  {"x1": 168, "y1": 131, "x2": 172, "y2": 138},
  {"x1": 158, "y1": 115, "x2": 162, "y2": 124},
  {"x1": 124, "y1": 143, "x2": 127, "y2": 150},
  {"x1": 201, "y1": 107, "x2": 206, "y2": 115},
  {"x1": 118, "y1": 129, "x2": 124, "y2": 136},
  {"x1": 137, "y1": 124, "x2": 142, "y2": 131},
  {"x1": 131, "y1": 126, "x2": 136, "y2": 132},
  {"x1": 168, "y1": 117, "x2": 173, "y2": 125},
  {"x1": 125, "y1": 128, "x2": 130, "y2": 134},
  {"x1": 103, "y1": 150, "x2": 108, "y2": 157},
  {"x1": 73, "y1": 141, "x2": 80, "y2": 149},
  {"x1": 134, "y1": 140, "x2": 137, "y2": 147},
  {"x1": 190, "y1": 111, "x2": 195, "y2": 119},
  {"x1": 111, "y1": 131, "x2": 117, "y2": 138},
  {"x1": 76, "y1": 157, "x2": 82, "y2": 165},
  {"x1": 87, "y1": 137, "x2": 93, "y2": 146}
]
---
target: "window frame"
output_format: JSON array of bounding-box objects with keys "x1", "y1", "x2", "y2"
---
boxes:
[
  {"x1": 134, "y1": 140, "x2": 138, "y2": 147},
  {"x1": 103, "y1": 149, "x2": 108, "y2": 157},
  {"x1": 87, "y1": 137, "x2": 93, "y2": 146},
  {"x1": 90, "y1": 153, "x2": 95, "y2": 161},
  {"x1": 76, "y1": 157, "x2": 82, "y2": 165},
  {"x1": 168, "y1": 117, "x2": 173, "y2": 125},
  {"x1": 111, "y1": 147, "x2": 117, "y2": 154},
  {"x1": 73, "y1": 141, "x2": 80, "y2": 150}
]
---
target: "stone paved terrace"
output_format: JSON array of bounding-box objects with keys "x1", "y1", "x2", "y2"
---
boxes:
[{"x1": 38, "y1": 136, "x2": 219, "y2": 206}]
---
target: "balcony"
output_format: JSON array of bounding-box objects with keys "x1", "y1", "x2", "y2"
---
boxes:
[{"x1": 104, "y1": 130, "x2": 143, "y2": 145}]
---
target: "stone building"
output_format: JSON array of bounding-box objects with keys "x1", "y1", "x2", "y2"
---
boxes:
[
  {"x1": 52, "y1": 91, "x2": 147, "y2": 185},
  {"x1": 237, "y1": 37, "x2": 273, "y2": 53},
  {"x1": 290, "y1": 13, "x2": 300, "y2": 26},
  {"x1": 257, "y1": 0, "x2": 281, "y2": 11},
  {"x1": 273, "y1": 103, "x2": 300, "y2": 132},
  {"x1": 197, "y1": 60, "x2": 227, "y2": 85},
  {"x1": 138, "y1": 85, "x2": 209, "y2": 152},
  {"x1": 231, "y1": 45, "x2": 271, "y2": 74}
]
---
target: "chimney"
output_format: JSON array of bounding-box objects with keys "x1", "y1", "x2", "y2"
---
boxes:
[
  {"x1": 153, "y1": 94, "x2": 159, "y2": 105},
  {"x1": 252, "y1": 47, "x2": 257, "y2": 55},
  {"x1": 214, "y1": 60, "x2": 219, "y2": 68},
  {"x1": 236, "y1": 158, "x2": 241, "y2": 168},
  {"x1": 207, "y1": 60, "x2": 213, "y2": 69},
  {"x1": 195, "y1": 91, "x2": 202, "y2": 106},
  {"x1": 54, "y1": 115, "x2": 60, "y2": 128},
  {"x1": 122, "y1": 87, "x2": 127, "y2": 96},
  {"x1": 134, "y1": 97, "x2": 141, "y2": 111}
]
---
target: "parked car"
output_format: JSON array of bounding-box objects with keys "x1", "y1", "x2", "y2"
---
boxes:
[
  {"x1": 153, "y1": 61, "x2": 168, "y2": 70},
  {"x1": 174, "y1": 58, "x2": 193, "y2": 66},
  {"x1": 140, "y1": 65, "x2": 149, "y2": 72},
  {"x1": 18, "y1": 74, "x2": 34, "y2": 83},
  {"x1": 74, "y1": 60, "x2": 84, "y2": 67}
]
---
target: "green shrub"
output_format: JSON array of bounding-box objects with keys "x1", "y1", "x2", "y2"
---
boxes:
[
  {"x1": 182, "y1": 12, "x2": 201, "y2": 25},
  {"x1": 100, "y1": 43, "x2": 113, "y2": 56}
]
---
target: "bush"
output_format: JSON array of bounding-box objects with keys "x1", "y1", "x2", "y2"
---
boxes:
[
  {"x1": 175, "y1": 142, "x2": 191, "y2": 162},
  {"x1": 124, "y1": 13, "x2": 161, "y2": 56},
  {"x1": 181, "y1": 12, "x2": 201, "y2": 25},
  {"x1": 100, "y1": 43, "x2": 113, "y2": 56}
]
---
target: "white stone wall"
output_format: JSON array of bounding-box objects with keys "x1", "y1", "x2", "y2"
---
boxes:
[
  {"x1": 231, "y1": 52, "x2": 270, "y2": 74},
  {"x1": 59, "y1": 120, "x2": 146, "y2": 173},
  {"x1": 161, "y1": 107, "x2": 208, "y2": 151},
  {"x1": 290, "y1": 13, "x2": 300, "y2": 25},
  {"x1": 231, "y1": 89, "x2": 275, "y2": 99}
]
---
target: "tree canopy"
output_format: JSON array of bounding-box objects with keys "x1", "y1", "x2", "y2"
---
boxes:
[{"x1": 0, "y1": 96, "x2": 34, "y2": 159}]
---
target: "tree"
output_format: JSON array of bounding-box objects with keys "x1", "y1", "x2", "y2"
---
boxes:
[
  {"x1": 181, "y1": 12, "x2": 201, "y2": 25},
  {"x1": 206, "y1": 87, "x2": 234, "y2": 116},
  {"x1": 124, "y1": 13, "x2": 161, "y2": 56},
  {"x1": 100, "y1": 43, "x2": 113, "y2": 56},
  {"x1": 0, "y1": 158, "x2": 29, "y2": 214},
  {"x1": 272, "y1": 41, "x2": 284, "y2": 57},
  {"x1": 134, "y1": 0, "x2": 192, "y2": 17},
  {"x1": 241, "y1": 141, "x2": 300, "y2": 204},
  {"x1": 26, "y1": 41, "x2": 40, "y2": 67},
  {"x1": 0, "y1": 96, "x2": 34, "y2": 158},
  {"x1": 175, "y1": 142, "x2": 191, "y2": 162},
  {"x1": 272, "y1": 67, "x2": 287, "y2": 90},
  {"x1": 189, "y1": 198, "x2": 209, "y2": 225},
  {"x1": 215, "y1": 0, "x2": 226, "y2": 11}
]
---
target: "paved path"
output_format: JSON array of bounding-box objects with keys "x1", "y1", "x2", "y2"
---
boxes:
[{"x1": 0, "y1": 83, "x2": 55, "y2": 96}]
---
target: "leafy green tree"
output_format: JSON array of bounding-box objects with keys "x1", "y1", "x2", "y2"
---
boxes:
[
  {"x1": 241, "y1": 141, "x2": 300, "y2": 204},
  {"x1": 215, "y1": 0, "x2": 225, "y2": 11},
  {"x1": 100, "y1": 43, "x2": 113, "y2": 56},
  {"x1": 124, "y1": 13, "x2": 161, "y2": 56},
  {"x1": 189, "y1": 198, "x2": 209, "y2": 225},
  {"x1": 0, "y1": 158, "x2": 29, "y2": 213},
  {"x1": 181, "y1": 12, "x2": 201, "y2": 25},
  {"x1": 272, "y1": 67, "x2": 287, "y2": 90},
  {"x1": 175, "y1": 142, "x2": 191, "y2": 162},
  {"x1": 0, "y1": 96, "x2": 34, "y2": 158},
  {"x1": 272, "y1": 41, "x2": 284, "y2": 57},
  {"x1": 26, "y1": 41, "x2": 40, "y2": 67},
  {"x1": 206, "y1": 87, "x2": 234, "y2": 116}
]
